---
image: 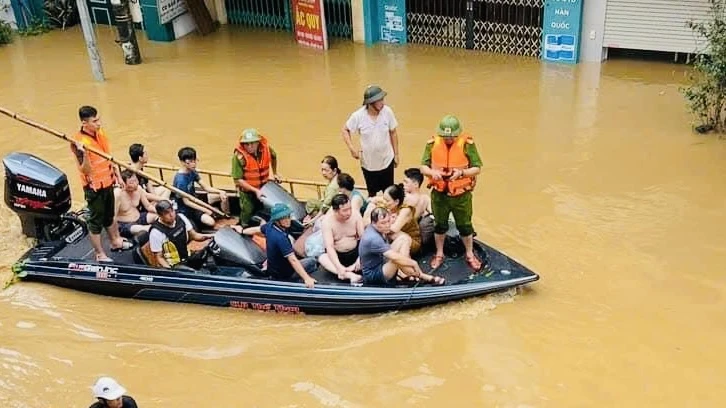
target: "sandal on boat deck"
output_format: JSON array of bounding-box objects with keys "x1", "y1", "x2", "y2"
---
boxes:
[
  {"x1": 110, "y1": 239, "x2": 134, "y2": 252},
  {"x1": 96, "y1": 254, "x2": 114, "y2": 263},
  {"x1": 466, "y1": 255, "x2": 483, "y2": 272},
  {"x1": 429, "y1": 255, "x2": 444, "y2": 270}
]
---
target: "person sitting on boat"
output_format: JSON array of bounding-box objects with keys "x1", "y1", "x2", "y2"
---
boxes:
[
  {"x1": 90, "y1": 376, "x2": 138, "y2": 408},
  {"x1": 359, "y1": 207, "x2": 444, "y2": 286},
  {"x1": 128, "y1": 143, "x2": 171, "y2": 203},
  {"x1": 173, "y1": 146, "x2": 230, "y2": 230},
  {"x1": 231, "y1": 128, "x2": 281, "y2": 226},
  {"x1": 363, "y1": 184, "x2": 422, "y2": 257},
  {"x1": 402, "y1": 168, "x2": 431, "y2": 219},
  {"x1": 420, "y1": 115, "x2": 483, "y2": 272},
  {"x1": 114, "y1": 170, "x2": 158, "y2": 239},
  {"x1": 336, "y1": 172, "x2": 367, "y2": 215},
  {"x1": 146, "y1": 200, "x2": 214, "y2": 269},
  {"x1": 70, "y1": 105, "x2": 133, "y2": 263},
  {"x1": 261, "y1": 203, "x2": 317, "y2": 288},
  {"x1": 319, "y1": 155, "x2": 342, "y2": 213},
  {"x1": 318, "y1": 194, "x2": 364, "y2": 283}
]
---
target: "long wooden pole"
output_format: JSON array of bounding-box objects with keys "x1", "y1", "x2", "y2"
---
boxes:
[{"x1": 0, "y1": 107, "x2": 229, "y2": 218}]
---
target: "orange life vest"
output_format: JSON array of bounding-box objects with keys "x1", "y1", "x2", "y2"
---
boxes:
[
  {"x1": 73, "y1": 128, "x2": 116, "y2": 191},
  {"x1": 233, "y1": 136, "x2": 271, "y2": 189},
  {"x1": 427, "y1": 133, "x2": 476, "y2": 196}
]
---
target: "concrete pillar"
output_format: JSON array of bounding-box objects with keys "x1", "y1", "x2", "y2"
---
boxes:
[
  {"x1": 579, "y1": 0, "x2": 608, "y2": 62},
  {"x1": 351, "y1": 0, "x2": 365, "y2": 43},
  {"x1": 213, "y1": 0, "x2": 227, "y2": 24}
]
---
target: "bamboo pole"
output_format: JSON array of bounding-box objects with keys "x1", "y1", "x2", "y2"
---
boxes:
[{"x1": 0, "y1": 107, "x2": 229, "y2": 218}]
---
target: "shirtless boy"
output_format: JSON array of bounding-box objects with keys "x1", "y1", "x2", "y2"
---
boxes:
[
  {"x1": 402, "y1": 167, "x2": 431, "y2": 219},
  {"x1": 318, "y1": 194, "x2": 364, "y2": 283},
  {"x1": 114, "y1": 170, "x2": 158, "y2": 239}
]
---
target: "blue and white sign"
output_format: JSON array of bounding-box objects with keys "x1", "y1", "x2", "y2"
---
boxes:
[
  {"x1": 542, "y1": 0, "x2": 583, "y2": 64},
  {"x1": 378, "y1": 0, "x2": 406, "y2": 44}
]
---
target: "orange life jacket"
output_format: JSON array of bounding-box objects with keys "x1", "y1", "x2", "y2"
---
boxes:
[
  {"x1": 233, "y1": 136, "x2": 271, "y2": 189},
  {"x1": 427, "y1": 133, "x2": 476, "y2": 196},
  {"x1": 73, "y1": 128, "x2": 116, "y2": 191}
]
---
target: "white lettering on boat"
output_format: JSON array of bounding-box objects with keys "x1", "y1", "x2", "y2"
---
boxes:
[
  {"x1": 16, "y1": 183, "x2": 47, "y2": 198},
  {"x1": 68, "y1": 263, "x2": 119, "y2": 277}
]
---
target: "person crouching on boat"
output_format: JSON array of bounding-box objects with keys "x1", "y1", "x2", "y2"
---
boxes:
[
  {"x1": 146, "y1": 200, "x2": 214, "y2": 269},
  {"x1": 420, "y1": 115, "x2": 483, "y2": 272},
  {"x1": 114, "y1": 170, "x2": 158, "y2": 239},
  {"x1": 336, "y1": 172, "x2": 367, "y2": 215},
  {"x1": 261, "y1": 203, "x2": 317, "y2": 288},
  {"x1": 363, "y1": 184, "x2": 422, "y2": 258},
  {"x1": 359, "y1": 207, "x2": 444, "y2": 286},
  {"x1": 71, "y1": 105, "x2": 134, "y2": 263},
  {"x1": 231, "y1": 128, "x2": 281, "y2": 226},
  {"x1": 402, "y1": 168, "x2": 431, "y2": 219},
  {"x1": 173, "y1": 147, "x2": 230, "y2": 230},
  {"x1": 90, "y1": 376, "x2": 138, "y2": 408},
  {"x1": 318, "y1": 194, "x2": 364, "y2": 284}
]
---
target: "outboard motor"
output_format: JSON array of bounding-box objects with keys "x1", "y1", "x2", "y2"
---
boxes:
[
  {"x1": 207, "y1": 227, "x2": 269, "y2": 277},
  {"x1": 3, "y1": 152, "x2": 82, "y2": 242}
]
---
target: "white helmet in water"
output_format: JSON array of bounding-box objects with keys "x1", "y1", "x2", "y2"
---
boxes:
[{"x1": 92, "y1": 377, "x2": 126, "y2": 400}]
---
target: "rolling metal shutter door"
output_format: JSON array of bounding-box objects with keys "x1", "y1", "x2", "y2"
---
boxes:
[{"x1": 603, "y1": 0, "x2": 711, "y2": 53}]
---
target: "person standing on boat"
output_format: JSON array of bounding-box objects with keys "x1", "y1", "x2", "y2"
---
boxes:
[
  {"x1": 145, "y1": 200, "x2": 214, "y2": 269},
  {"x1": 128, "y1": 143, "x2": 171, "y2": 202},
  {"x1": 89, "y1": 376, "x2": 138, "y2": 408},
  {"x1": 420, "y1": 115, "x2": 483, "y2": 272},
  {"x1": 261, "y1": 203, "x2": 317, "y2": 288},
  {"x1": 342, "y1": 85, "x2": 400, "y2": 197},
  {"x1": 71, "y1": 106, "x2": 133, "y2": 263},
  {"x1": 231, "y1": 128, "x2": 280, "y2": 225}
]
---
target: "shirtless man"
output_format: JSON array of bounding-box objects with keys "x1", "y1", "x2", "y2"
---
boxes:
[
  {"x1": 128, "y1": 143, "x2": 171, "y2": 203},
  {"x1": 114, "y1": 170, "x2": 158, "y2": 239},
  {"x1": 402, "y1": 167, "x2": 431, "y2": 219},
  {"x1": 318, "y1": 194, "x2": 364, "y2": 283}
]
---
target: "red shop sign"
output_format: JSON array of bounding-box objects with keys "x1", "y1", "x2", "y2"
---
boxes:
[{"x1": 291, "y1": 0, "x2": 329, "y2": 50}]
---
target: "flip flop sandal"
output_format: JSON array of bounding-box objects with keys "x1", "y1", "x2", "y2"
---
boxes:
[
  {"x1": 96, "y1": 255, "x2": 114, "y2": 263},
  {"x1": 110, "y1": 239, "x2": 134, "y2": 252},
  {"x1": 466, "y1": 255, "x2": 483, "y2": 272},
  {"x1": 429, "y1": 255, "x2": 444, "y2": 270}
]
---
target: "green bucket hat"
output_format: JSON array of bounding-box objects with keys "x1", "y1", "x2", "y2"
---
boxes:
[
  {"x1": 240, "y1": 128, "x2": 261, "y2": 144},
  {"x1": 437, "y1": 115, "x2": 462, "y2": 137},
  {"x1": 269, "y1": 203, "x2": 292, "y2": 223},
  {"x1": 362, "y1": 85, "x2": 387, "y2": 105}
]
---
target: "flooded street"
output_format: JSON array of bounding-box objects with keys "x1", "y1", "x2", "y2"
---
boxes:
[{"x1": 1, "y1": 25, "x2": 726, "y2": 407}]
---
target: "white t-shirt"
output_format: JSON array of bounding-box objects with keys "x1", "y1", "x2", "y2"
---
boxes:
[
  {"x1": 345, "y1": 105, "x2": 398, "y2": 171},
  {"x1": 149, "y1": 214, "x2": 193, "y2": 253}
]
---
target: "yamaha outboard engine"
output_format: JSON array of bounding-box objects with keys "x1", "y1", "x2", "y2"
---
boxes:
[
  {"x1": 3, "y1": 152, "x2": 81, "y2": 242},
  {"x1": 208, "y1": 227, "x2": 269, "y2": 277}
]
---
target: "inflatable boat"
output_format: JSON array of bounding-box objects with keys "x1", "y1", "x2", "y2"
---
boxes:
[{"x1": 3, "y1": 152, "x2": 539, "y2": 315}]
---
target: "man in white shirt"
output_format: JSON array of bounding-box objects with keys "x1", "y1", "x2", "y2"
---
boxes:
[
  {"x1": 147, "y1": 200, "x2": 214, "y2": 269},
  {"x1": 341, "y1": 85, "x2": 400, "y2": 197}
]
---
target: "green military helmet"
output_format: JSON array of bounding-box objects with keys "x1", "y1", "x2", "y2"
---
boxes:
[
  {"x1": 437, "y1": 115, "x2": 462, "y2": 137},
  {"x1": 362, "y1": 85, "x2": 387, "y2": 105},
  {"x1": 240, "y1": 128, "x2": 261, "y2": 144}
]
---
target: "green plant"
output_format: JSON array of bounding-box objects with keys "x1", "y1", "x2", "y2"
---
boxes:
[
  {"x1": 682, "y1": 0, "x2": 726, "y2": 136},
  {"x1": 17, "y1": 16, "x2": 51, "y2": 36},
  {"x1": 0, "y1": 20, "x2": 12, "y2": 45}
]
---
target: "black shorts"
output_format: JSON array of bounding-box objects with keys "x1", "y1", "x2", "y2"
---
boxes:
[
  {"x1": 336, "y1": 244, "x2": 359, "y2": 267},
  {"x1": 84, "y1": 186, "x2": 115, "y2": 234},
  {"x1": 118, "y1": 211, "x2": 150, "y2": 239}
]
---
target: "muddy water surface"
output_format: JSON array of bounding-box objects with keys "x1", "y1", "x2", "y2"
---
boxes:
[{"x1": 1, "y1": 26, "x2": 725, "y2": 407}]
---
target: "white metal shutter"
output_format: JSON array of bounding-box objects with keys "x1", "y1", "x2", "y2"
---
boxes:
[{"x1": 603, "y1": 0, "x2": 711, "y2": 53}]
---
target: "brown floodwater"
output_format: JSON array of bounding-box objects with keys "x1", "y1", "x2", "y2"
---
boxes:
[{"x1": 1, "y1": 25, "x2": 725, "y2": 407}]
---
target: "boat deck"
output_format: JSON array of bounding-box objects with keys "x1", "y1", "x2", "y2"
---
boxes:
[{"x1": 50, "y1": 228, "x2": 527, "y2": 288}]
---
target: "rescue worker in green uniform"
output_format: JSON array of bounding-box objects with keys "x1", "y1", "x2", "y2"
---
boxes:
[
  {"x1": 230, "y1": 128, "x2": 280, "y2": 225},
  {"x1": 420, "y1": 115, "x2": 484, "y2": 272}
]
